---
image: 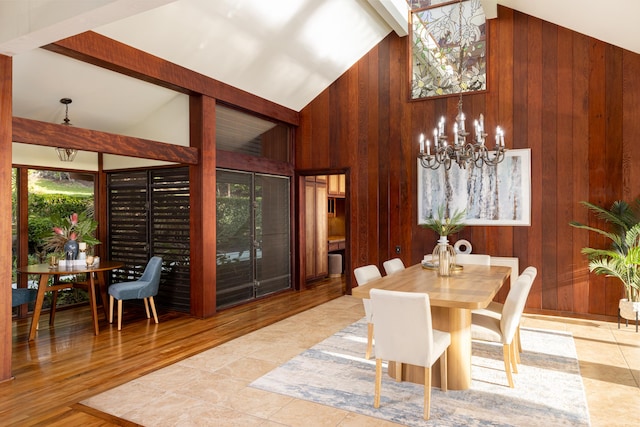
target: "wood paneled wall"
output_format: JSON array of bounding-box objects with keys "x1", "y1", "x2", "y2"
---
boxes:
[
  {"x1": 0, "y1": 54, "x2": 13, "y2": 382},
  {"x1": 295, "y1": 6, "x2": 640, "y2": 319}
]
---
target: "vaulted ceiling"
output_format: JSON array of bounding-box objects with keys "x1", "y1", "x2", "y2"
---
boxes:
[{"x1": 2, "y1": 0, "x2": 639, "y2": 148}]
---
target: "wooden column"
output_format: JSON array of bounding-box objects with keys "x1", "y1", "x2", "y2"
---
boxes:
[
  {"x1": 15, "y1": 169, "x2": 29, "y2": 318},
  {"x1": 0, "y1": 54, "x2": 13, "y2": 383},
  {"x1": 95, "y1": 153, "x2": 107, "y2": 260},
  {"x1": 189, "y1": 95, "x2": 217, "y2": 317}
]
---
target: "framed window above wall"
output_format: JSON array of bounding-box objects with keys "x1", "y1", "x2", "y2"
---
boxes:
[{"x1": 409, "y1": 0, "x2": 487, "y2": 100}]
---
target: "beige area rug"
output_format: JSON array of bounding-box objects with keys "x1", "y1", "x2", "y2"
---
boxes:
[{"x1": 82, "y1": 297, "x2": 590, "y2": 426}]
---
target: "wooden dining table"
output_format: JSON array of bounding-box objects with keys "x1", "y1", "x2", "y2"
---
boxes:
[
  {"x1": 17, "y1": 260, "x2": 124, "y2": 341},
  {"x1": 351, "y1": 262, "x2": 510, "y2": 390}
]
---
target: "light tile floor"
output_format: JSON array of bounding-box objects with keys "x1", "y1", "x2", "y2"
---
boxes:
[
  {"x1": 83, "y1": 296, "x2": 639, "y2": 426},
  {"x1": 520, "y1": 312, "x2": 639, "y2": 426}
]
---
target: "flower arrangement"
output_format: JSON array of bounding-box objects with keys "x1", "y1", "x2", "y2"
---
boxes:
[
  {"x1": 42, "y1": 211, "x2": 101, "y2": 254},
  {"x1": 421, "y1": 205, "x2": 466, "y2": 237}
]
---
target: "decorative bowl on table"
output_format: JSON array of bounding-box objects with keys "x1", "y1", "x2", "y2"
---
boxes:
[{"x1": 421, "y1": 260, "x2": 463, "y2": 271}]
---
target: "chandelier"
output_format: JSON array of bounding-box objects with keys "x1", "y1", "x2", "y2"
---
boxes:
[
  {"x1": 417, "y1": 0, "x2": 506, "y2": 170},
  {"x1": 56, "y1": 98, "x2": 78, "y2": 162},
  {"x1": 418, "y1": 95, "x2": 506, "y2": 170}
]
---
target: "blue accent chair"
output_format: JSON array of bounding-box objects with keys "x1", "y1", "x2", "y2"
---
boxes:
[
  {"x1": 108, "y1": 256, "x2": 162, "y2": 330},
  {"x1": 12, "y1": 288, "x2": 37, "y2": 307}
]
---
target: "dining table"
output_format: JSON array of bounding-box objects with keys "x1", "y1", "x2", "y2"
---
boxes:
[
  {"x1": 17, "y1": 260, "x2": 124, "y2": 341},
  {"x1": 351, "y1": 262, "x2": 511, "y2": 390}
]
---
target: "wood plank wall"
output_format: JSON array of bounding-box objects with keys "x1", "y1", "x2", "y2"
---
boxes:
[{"x1": 295, "y1": 6, "x2": 640, "y2": 319}]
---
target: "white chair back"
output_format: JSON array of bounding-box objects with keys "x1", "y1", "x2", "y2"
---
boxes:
[
  {"x1": 383, "y1": 258, "x2": 405, "y2": 275},
  {"x1": 490, "y1": 256, "x2": 520, "y2": 287},
  {"x1": 455, "y1": 253, "x2": 490, "y2": 265},
  {"x1": 354, "y1": 265, "x2": 382, "y2": 285},
  {"x1": 370, "y1": 289, "x2": 442, "y2": 366},
  {"x1": 353, "y1": 264, "x2": 382, "y2": 326},
  {"x1": 500, "y1": 267, "x2": 537, "y2": 344}
]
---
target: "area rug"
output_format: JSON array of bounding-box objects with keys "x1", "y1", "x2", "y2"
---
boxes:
[{"x1": 249, "y1": 320, "x2": 591, "y2": 427}]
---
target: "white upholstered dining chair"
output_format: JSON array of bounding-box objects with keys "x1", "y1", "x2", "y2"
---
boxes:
[
  {"x1": 470, "y1": 266, "x2": 537, "y2": 387},
  {"x1": 353, "y1": 265, "x2": 382, "y2": 359},
  {"x1": 479, "y1": 256, "x2": 523, "y2": 354},
  {"x1": 370, "y1": 288, "x2": 451, "y2": 420},
  {"x1": 454, "y1": 253, "x2": 491, "y2": 265},
  {"x1": 382, "y1": 258, "x2": 405, "y2": 275}
]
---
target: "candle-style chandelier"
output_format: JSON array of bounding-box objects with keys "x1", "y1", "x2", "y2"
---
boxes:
[
  {"x1": 417, "y1": 0, "x2": 506, "y2": 170},
  {"x1": 418, "y1": 94, "x2": 506, "y2": 170}
]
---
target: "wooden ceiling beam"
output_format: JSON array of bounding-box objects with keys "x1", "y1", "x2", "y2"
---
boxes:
[
  {"x1": 12, "y1": 116, "x2": 198, "y2": 164},
  {"x1": 43, "y1": 31, "x2": 300, "y2": 126}
]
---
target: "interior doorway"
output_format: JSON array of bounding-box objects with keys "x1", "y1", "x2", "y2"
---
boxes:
[{"x1": 302, "y1": 172, "x2": 348, "y2": 288}]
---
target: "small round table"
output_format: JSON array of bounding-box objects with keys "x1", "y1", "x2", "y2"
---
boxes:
[{"x1": 17, "y1": 261, "x2": 124, "y2": 341}]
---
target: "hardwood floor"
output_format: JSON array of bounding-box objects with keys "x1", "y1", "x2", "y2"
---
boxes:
[{"x1": 4, "y1": 278, "x2": 346, "y2": 426}]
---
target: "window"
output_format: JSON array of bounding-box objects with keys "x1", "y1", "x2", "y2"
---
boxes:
[
  {"x1": 410, "y1": 0, "x2": 487, "y2": 99},
  {"x1": 216, "y1": 104, "x2": 291, "y2": 162}
]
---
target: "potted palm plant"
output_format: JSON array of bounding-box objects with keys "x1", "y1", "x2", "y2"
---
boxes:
[
  {"x1": 570, "y1": 200, "x2": 640, "y2": 324},
  {"x1": 421, "y1": 205, "x2": 467, "y2": 239}
]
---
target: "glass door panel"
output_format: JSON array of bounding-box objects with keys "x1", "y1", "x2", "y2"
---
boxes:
[
  {"x1": 254, "y1": 173, "x2": 290, "y2": 297},
  {"x1": 216, "y1": 170, "x2": 254, "y2": 308},
  {"x1": 216, "y1": 169, "x2": 291, "y2": 308}
]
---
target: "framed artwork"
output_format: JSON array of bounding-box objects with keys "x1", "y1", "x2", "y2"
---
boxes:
[
  {"x1": 418, "y1": 149, "x2": 531, "y2": 226},
  {"x1": 410, "y1": 0, "x2": 487, "y2": 99}
]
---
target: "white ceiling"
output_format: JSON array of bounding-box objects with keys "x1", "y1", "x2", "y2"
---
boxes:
[
  {"x1": 2, "y1": 0, "x2": 640, "y2": 149},
  {"x1": 490, "y1": 1, "x2": 640, "y2": 56},
  {"x1": 4, "y1": 0, "x2": 404, "y2": 141}
]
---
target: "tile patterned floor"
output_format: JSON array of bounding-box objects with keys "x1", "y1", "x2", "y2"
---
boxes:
[{"x1": 83, "y1": 296, "x2": 640, "y2": 426}]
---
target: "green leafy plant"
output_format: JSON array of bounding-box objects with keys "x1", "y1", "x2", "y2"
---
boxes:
[
  {"x1": 570, "y1": 200, "x2": 640, "y2": 302},
  {"x1": 421, "y1": 205, "x2": 466, "y2": 236}
]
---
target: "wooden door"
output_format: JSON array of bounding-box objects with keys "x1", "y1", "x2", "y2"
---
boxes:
[{"x1": 305, "y1": 176, "x2": 328, "y2": 280}]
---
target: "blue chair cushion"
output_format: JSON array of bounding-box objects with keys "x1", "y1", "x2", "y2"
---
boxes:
[
  {"x1": 12, "y1": 288, "x2": 37, "y2": 307},
  {"x1": 109, "y1": 280, "x2": 154, "y2": 300}
]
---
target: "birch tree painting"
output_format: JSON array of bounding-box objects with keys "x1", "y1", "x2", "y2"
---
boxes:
[{"x1": 418, "y1": 149, "x2": 531, "y2": 226}]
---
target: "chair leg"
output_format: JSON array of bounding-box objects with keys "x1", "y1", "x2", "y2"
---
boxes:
[
  {"x1": 510, "y1": 342, "x2": 519, "y2": 374},
  {"x1": 503, "y1": 344, "x2": 515, "y2": 388},
  {"x1": 514, "y1": 332, "x2": 521, "y2": 364},
  {"x1": 117, "y1": 299, "x2": 123, "y2": 331},
  {"x1": 109, "y1": 295, "x2": 114, "y2": 324},
  {"x1": 143, "y1": 297, "x2": 150, "y2": 318},
  {"x1": 517, "y1": 326, "x2": 523, "y2": 353},
  {"x1": 440, "y1": 351, "x2": 448, "y2": 392},
  {"x1": 423, "y1": 366, "x2": 432, "y2": 420},
  {"x1": 366, "y1": 323, "x2": 374, "y2": 359},
  {"x1": 374, "y1": 358, "x2": 382, "y2": 409},
  {"x1": 148, "y1": 296, "x2": 159, "y2": 324}
]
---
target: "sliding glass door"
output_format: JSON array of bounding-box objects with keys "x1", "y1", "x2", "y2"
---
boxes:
[{"x1": 216, "y1": 169, "x2": 290, "y2": 308}]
